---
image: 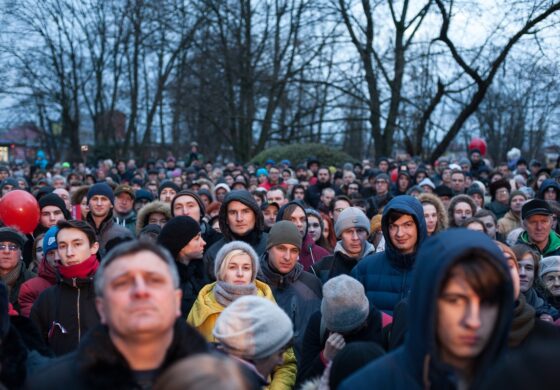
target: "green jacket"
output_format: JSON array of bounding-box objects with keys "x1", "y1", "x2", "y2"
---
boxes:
[{"x1": 517, "y1": 230, "x2": 560, "y2": 257}]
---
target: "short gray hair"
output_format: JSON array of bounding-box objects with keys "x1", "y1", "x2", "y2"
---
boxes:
[{"x1": 94, "y1": 240, "x2": 180, "y2": 297}]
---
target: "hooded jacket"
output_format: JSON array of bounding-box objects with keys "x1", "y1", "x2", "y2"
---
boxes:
[
  {"x1": 276, "y1": 201, "x2": 330, "y2": 271},
  {"x1": 203, "y1": 191, "x2": 268, "y2": 280},
  {"x1": 258, "y1": 254, "x2": 322, "y2": 362},
  {"x1": 352, "y1": 195, "x2": 427, "y2": 314},
  {"x1": 113, "y1": 210, "x2": 137, "y2": 235},
  {"x1": 18, "y1": 258, "x2": 57, "y2": 317},
  {"x1": 537, "y1": 178, "x2": 560, "y2": 200},
  {"x1": 341, "y1": 229, "x2": 514, "y2": 390},
  {"x1": 135, "y1": 200, "x2": 171, "y2": 235}
]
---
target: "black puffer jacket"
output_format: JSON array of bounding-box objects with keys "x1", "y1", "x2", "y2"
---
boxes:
[
  {"x1": 203, "y1": 190, "x2": 267, "y2": 280},
  {"x1": 177, "y1": 260, "x2": 208, "y2": 317},
  {"x1": 29, "y1": 275, "x2": 100, "y2": 356},
  {"x1": 258, "y1": 254, "x2": 322, "y2": 362},
  {"x1": 26, "y1": 320, "x2": 208, "y2": 390}
]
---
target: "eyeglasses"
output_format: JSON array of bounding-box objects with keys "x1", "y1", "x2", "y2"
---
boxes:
[
  {"x1": 309, "y1": 223, "x2": 321, "y2": 228},
  {"x1": 0, "y1": 244, "x2": 19, "y2": 252}
]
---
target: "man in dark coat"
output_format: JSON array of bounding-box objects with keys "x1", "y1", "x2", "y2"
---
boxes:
[
  {"x1": 157, "y1": 216, "x2": 208, "y2": 316},
  {"x1": 27, "y1": 240, "x2": 208, "y2": 389},
  {"x1": 341, "y1": 229, "x2": 514, "y2": 389},
  {"x1": 352, "y1": 195, "x2": 427, "y2": 315},
  {"x1": 257, "y1": 221, "x2": 322, "y2": 362},
  {"x1": 305, "y1": 167, "x2": 332, "y2": 208},
  {"x1": 312, "y1": 207, "x2": 374, "y2": 284},
  {"x1": 203, "y1": 190, "x2": 268, "y2": 280}
]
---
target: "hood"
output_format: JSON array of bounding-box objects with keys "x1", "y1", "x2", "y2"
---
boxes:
[
  {"x1": 406, "y1": 228, "x2": 513, "y2": 387},
  {"x1": 276, "y1": 200, "x2": 308, "y2": 236},
  {"x1": 381, "y1": 195, "x2": 427, "y2": 268},
  {"x1": 218, "y1": 190, "x2": 264, "y2": 241},
  {"x1": 538, "y1": 178, "x2": 560, "y2": 199},
  {"x1": 135, "y1": 201, "x2": 171, "y2": 235}
]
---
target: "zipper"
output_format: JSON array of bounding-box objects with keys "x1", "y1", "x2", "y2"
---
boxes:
[{"x1": 74, "y1": 278, "x2": 81, "y2": 343}]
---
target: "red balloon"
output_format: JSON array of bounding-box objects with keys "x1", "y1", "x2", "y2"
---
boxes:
[
  {"x1": 0, "y1": 190, "x2": 40, "y2": 234},
  {"x1": 469, "y1": 138, "x2": 487, "y2": 156}
]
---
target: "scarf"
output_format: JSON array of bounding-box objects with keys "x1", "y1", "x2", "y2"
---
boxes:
[
  {"x1": 58, "y1": 254, "x2": 99, "y2": 279},
  {"x1": 508, "y1": 294, "x2": 535, "y2": 347},
  {"x1": 214, "y1": 281, "x2": 257, "y2": 307},
  {"x1": 1, "y1": 261, "x2": 22, "y2": 287}
]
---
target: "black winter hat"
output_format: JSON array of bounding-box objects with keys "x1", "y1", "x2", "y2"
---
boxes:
[
  {"x1": 0, "y1": 227, "x2": 27, "y2": 248},
  {"x1": 39, "y1": 193, "x2": 71, "y2": 219},
  {"x1": 170, "y1": 190, "x2": 205, "y2": 220},
  {"x1": 158, "y1": 181, "x2": 180, "y2": 198},
  {"x1": 135, "y1": 189, "x2": 154, "y2": 203},
  {"x1": 157, "y1": 216, "x2": 201, "y2": 259},
  {"x1": 87, "y1": 182, "x2": 115, "y2": 205}
]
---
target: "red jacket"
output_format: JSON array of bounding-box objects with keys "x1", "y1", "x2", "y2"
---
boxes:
[
  {"x1": 18, "y1": 258, "x2": 57, "y2": 317},
  {"x1": 299, "y1": 233, "x2": 330, "y2": 271}
]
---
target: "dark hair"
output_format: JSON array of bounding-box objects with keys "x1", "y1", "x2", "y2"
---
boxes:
[
  {"x1": 475, "y1": 209, "x2": 497, "y2": 225},
  {"x1": 282, "y1": 203, "x2": 306, "y2": 222},
  {"x1": 463, "y1": 217, "x2": 487, "y2": 234},
  {"x1": 440, "y1": 249, "x2": 508, "y2": 304},
  {"x1": 386, "y1": 211, "x2": 409, "y2": 225},
  {"x1": 290, "y1": 184, "x2": 305, "y2": 200},
  {"x1": 56, "y1": 220, "x2": 97, "y2": 246},
  {"x1": 269, "y1": 185, "x2": 286, "y2": 196},
  {"x1": 329, "y1": 195, "x2": 351, "y2": 213}
]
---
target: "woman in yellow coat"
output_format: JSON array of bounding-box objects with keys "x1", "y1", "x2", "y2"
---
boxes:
[{"x1": 187, "y1": 241, "x2": 297, "y2": 389}]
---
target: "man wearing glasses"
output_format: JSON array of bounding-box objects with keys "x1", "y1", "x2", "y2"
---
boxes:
[{"x1": 0, "y1": 227, "x2": 34, "y2": 312}]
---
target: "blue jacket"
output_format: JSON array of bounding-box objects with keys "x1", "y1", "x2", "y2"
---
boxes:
[
  {"x1": 341, "y1": 229, "x2": 514, "y2": 390},
  {"x1": 351, "y1": 195, "x2": 427, "y2": 314}
]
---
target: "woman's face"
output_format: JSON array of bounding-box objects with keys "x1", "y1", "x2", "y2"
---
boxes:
[
  {"x1": 322, "y1": 218, "x2": 330, "y2": 241},
  {"x1": 423, "y1": 203, "x2": 438, "y2": 235},
  {"x1": 222, "y1": 253, "x2": 253, "y2": 285},
  {"x1": 518, "y1": 253, "x2": 535, "y2": 293},
  {"x1": 307, "y1": 215, "x2": 322, "y2": 243},
  {"x1": 537, "y1": 174, "x2": 549, "y2": 189}
]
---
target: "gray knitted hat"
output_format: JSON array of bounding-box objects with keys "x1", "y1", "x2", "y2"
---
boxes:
[
  {"x1": 214, "y1": 241, "x2": 260, "y2": 282},
  {"x1": 540, "y1": 256, "x2": 560, "y2": 279},
  {"x1": 266, "y1": 221, "x2": 302, "y2": 251},
  {"x1": 213, "y1": 295, "x2": 294, "y2": 360},
  {"x1": 334, "y1": 207, "x2": 370, "y2": 238},
  {"x1": 321, "y1": 275, "x2": 370, "y2": 333}
]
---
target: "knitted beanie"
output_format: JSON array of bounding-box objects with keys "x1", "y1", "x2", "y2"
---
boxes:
[
  {"x1": 0, "y1": 227, "x2": 26, "y2": 248},
  {"x1": 213, "y1": 295, "x2": 294, "y2": 360},
  {"x1": 157, "y1": 216, "x2": 201, "y2": 259},
  {"x1": 87, "y1": 182, "x2": 115, "y2": 205},
  {"x1": 135, "y1": 189, "x2": 154, "y2": 203},
  {"x1": 334, "y1": 207, "x2": 370, "y2": 238},
  {"x1": 509, "y1": 190, "x2": 527, "y2": 204},
  {"x1": 540, "y1": 256, "x2": 560, "y2": 279},
  {"x1": 266, "y1": 221, "x2": 302, "y2": 250},
  {"x1": 321, "y1": 275, "x2": 370, "y2": 333},
  {"x1": 214, "y1": 241, "x2": 259, "y2": 282},
  {"x1": 43, "y1": 226, "x2": 59, "y2": 254},
  {"x1": 39, "y1": 193, "x2": 71, "y2": 219},
  {"x1": 171, "y1": 190, "x2": 206, "y2": 219},
  {"x1": 158, "y1": 181, "x2": 180, "y2": 198}
]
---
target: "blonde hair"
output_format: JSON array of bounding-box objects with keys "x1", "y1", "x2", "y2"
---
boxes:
[{"x1": 215, "y1": 243, "x2": 259, "y2": 282}]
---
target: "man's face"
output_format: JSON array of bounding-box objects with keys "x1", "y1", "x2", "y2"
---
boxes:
[
  {"x1": 2, "y1": 184, "x2": 14, "y2": 196},
  {"x1": 388, "y1": 214, "x2": 418, "y2": 254},
  {"x1": 453, "y1": 202, "x2": 473, "y2": 226},
  {"x1": 332, "y1": 200, "x2": 350, "y2": 223},
  {"x1": 471, "y1": 193, "x2": 483, "y2": 208},
  {"x1": 397, "y1": 174, "x2": 410, "y2": 191},
  {"x1": 95, "y1": 251, "x2": 181, "y2": 341},
  {"x1": 179, "y1": 233, "x2": 206, "y2": 261},
  {"x1": 266, "y1": 190, "x2": 287, "y2": 207},
  {"x1": 441, "y1": 169, "x2": 451, "y2": 183},
  {"x1": 317, "y1": 169, "x2": 330, "y2": 184},
  {"x1": 347, "y1": 183, "x2": 360, "y2": 195},
  {"x1": 375, "y1": 179, "x2": 389, "y2": 195},
  {"x1": 378, "y1": 161, "x2": 389, "y2": 172},
  {"x1": 268, "y1": 244, "x2": 300, "y2": 274},
  {"x1": 524, "y1": 214, "x2": 552, "y2": 248},
  {"x1": 0, "y1": 241, "x2": 20, "y2": 274},
  {"x1": 215, "y1": 188, "x2": 227, "y2": 202},
  {"x1": 451, "y1": 173, "x2": 465, "y2": 193},
  {"x1": 437, "y1": 272, "x2": 499, "y2": 366},
  {"x1": 293, "y1": 187, "x2": 305, "y2": 201},
  {"x1": 227, "y1": 201, "x2": 256, "y2": 236},
  {"x1": 172, "y1": 195, "x2": 201, "y2": 221},
  {"x1": 115, "y1": 193, "x2": 134, "y2": 214},
  {"x1": 543, "y1": 271, "x2": 560, "y2": 297},
  {"x1": 40, "y1": 206, "x2": 65, "y2": 228},
  {"x1": 470, "y1": 152, "x2": 481, "y2": 163},
  {"x1": 518, "y1": 255, "x2": 535, "y2": 293},
  {"x1": 288, "y1": 207, "x2": 307, "y2": 237},
  {"x1": 320, "y1": 189, "x2": 334, "y2": 206},
  {"x1": 268, "y1": 168, "x2": 280, "y2": 183},
  {"x1": 147, "y1": 212, "x2": 168, "y2": 227},
  {"x1": 478, "y1": 215, "x2": 496, "y2": 240},
  {"x1": 89, "y1": 195, "x2": 113, "y2": 219},
  {"x1": 407, "y1": 161, "x2": 417, "y2": 176},
  {"x1": 159, "y1": 188, "x2": 176, "y2": 203},
  {"x1": 495, "y1": 187, "x2": 509, "y2": 204},
  {"x1": 53, "y1": 188, "x2": 72, "y2": 211},
  {"x1": 57, "y1": 228, "x2": 99, "y2": 266},
  {"x1": 340, "y1": 228, "x2": 367, "y2": 258},
  {"x1": 544, "y1": 187, "x2": 557, "y2": 201},
  {"x1": 342, "y1": 172, "x2": 354, "y2": 186},
  {"x1": 263, "y1": 206, "x2": 278, "y2": 228}
]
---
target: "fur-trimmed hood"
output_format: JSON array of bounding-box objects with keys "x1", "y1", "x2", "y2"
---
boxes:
[
  {"x1": 135, "y1": 201, "x2": 171, "y2": 235},
  {"x1": 417, "y1": 192, "x2": 448, "y2": 234}
]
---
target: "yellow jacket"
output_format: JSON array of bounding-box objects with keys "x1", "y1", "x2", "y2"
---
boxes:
[{"x1": 187, "y1": 280, "x2": 297, "y2": 390}]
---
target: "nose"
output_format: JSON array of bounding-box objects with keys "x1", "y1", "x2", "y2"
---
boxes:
[
  {"x1": 463, "y1": 301, "x2": 482, "y2": 330},
  {"x1": 236, "y1": 267, "x2": 243, "y2": 276},
  {"x1": 519, "y1": 267, "x2": 526, "y2": 277},
  {"x1": 132, "y1": 275, "x2": 149, "y2": 297},
  {"x1": 235, "y1": 212, "x2": 242, "y2": 222}
]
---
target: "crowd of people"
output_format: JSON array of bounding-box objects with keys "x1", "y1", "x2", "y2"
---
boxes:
[{"x1": 1, "y1": 146, "x2": 560, "y2": 389}]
